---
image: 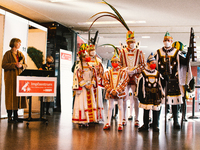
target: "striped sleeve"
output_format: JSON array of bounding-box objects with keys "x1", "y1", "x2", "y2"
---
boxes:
[
  {"x1": 134, "y1": 50, "x2": 145, "y2": 74},
  {"x1": 103, "y1": 71, "x2": 112, "y2": 93},
  {"x1": 115, "y1": 70, "x2": 129, "y2": 93}
]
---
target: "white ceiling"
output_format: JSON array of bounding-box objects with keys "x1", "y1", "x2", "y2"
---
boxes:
[{"x1": 1, "y1": 0, "x2": 200, "y2": 62}]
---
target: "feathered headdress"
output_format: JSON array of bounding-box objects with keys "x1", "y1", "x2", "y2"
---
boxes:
[
  {"x1": 100, "y1": 44, "x2": 120, "y2": 62},
  {"x1": 89, "y1": 0, "x2": 134, "y2": 42},
  {"x1": 78, "y1": 43, "x2": 88, "y2": 57},
  {"x1": 172, "y1": 41, "x2": 186, "y2": 51},
  {"x1": 87, "y1": 44, "x2": 95, "y2": 52}
]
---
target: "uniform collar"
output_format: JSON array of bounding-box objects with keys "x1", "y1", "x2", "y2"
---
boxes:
[
  {"x1": 112, "y1": 66, "x2": 120, "y2": 71},
  {"x1": 145, "y1": 67, "x2": 155, "y2": 73},
  {"x1": 162, "y1": 47, "x2": 174, "y2": 53},
  {"x1": 127, "y1": 47, "x2": 135, "y2": 52}
]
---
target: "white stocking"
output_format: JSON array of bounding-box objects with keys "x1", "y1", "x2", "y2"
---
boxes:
[
  {"x1": 118, "y1": 99, "x2": 123, "y2": 125},
  {"x1": 107, "y1": 99, "x2": 114, "y2": 125}
]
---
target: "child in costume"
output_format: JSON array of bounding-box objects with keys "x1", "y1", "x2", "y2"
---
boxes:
[
  {"x1": 103, "y1": 49, "x2": 129, "y2": 131},
  {"x1": 137, "y1": 53, "x2": 164, "y2": 132},
  {"x1": 72, "y1": 43, "x2": 98, "y2": 126},
  {"x1": 87, "y1": 44, "x2": 104, "y2": 122}
]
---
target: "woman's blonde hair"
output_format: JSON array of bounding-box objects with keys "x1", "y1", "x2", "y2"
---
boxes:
[
  {"x1": 9, "y1": 38, "x2": 21, "y2": 48},
  {"x1": 46, "y1": 55, "x2": 54, "y2": 63}
]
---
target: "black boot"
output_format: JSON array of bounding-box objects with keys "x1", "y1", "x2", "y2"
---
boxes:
[
  {"x1": 138, "y1": 110, "x2": 149, "y2": 132},
  {"x1": 181, "y1": 98, "x2": 188, "y2": 122},
  {"x1": 150, "y1": 107, "x2": 161, "y2": 128},
  {"x1": 14, "y1": 110, "x2": 23, "y2": 123},
  {"x1": 152, "y1": 111, "x2": 159, "y2": 132},
  {"x1": 172, "y1": 105, "x2": 181, "y2": 129},
  {"x1": 7, "y1": 110, "x2": 14, "y2": 123}
]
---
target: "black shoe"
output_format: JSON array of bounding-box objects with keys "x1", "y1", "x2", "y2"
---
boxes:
[
  {"x1": 174, "y1": 122, "x2": 181, "y2": 129},
  {"x1": 183, "y1": 118, "x2": 188, "y2": 122},
  {"x1": 8, "y1": 117, "x2": 15, "y2": 123},
  {"x1": 128, "y1": 116, "x2": 133, "y2": 120},
  {"x1": 14, "y1": 119, "x2": 23, "y2": 123},
  {"x1": 138, "y1": 125, "x2": 148, "y2": 132},
  {"x1": 153, "y1": 127, "x2": 159, "y2": 132}
]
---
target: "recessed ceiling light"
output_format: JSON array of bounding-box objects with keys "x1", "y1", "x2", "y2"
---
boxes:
[
  {"x1": 50, "y1": 0, "x2": 73, "y2": 2},
  {"x1": 78, "y1": 20, "x2": 146, "y2": 25},
  {"x1": 142, "y1": 36, "x2": 150, "y2": 38},
  {"x1": 140, "y1": 46, "x2": 148, "y2": 48}
]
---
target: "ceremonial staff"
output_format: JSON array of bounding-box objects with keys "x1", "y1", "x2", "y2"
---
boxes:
[
  {"x1": 165, "y1": 49, "x2": 170, "y2": 132},
  {"x1": 181, "y1": 27, "x2": 196, "y2": 128}
]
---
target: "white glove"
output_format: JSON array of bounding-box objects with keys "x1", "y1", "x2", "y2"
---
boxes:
[{"x1": 128, "y1": 70, "x2": 136, "y2": 75}]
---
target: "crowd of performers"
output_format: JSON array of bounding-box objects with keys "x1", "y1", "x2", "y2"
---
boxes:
[{"x1": 72, "y1": 31, "x2": 193, "y2": 132}]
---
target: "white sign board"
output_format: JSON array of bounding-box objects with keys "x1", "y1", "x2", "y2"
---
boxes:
[
  {"x1": 60, "y1": 49, "x2": 73, "y2": 114},
  {"x1": 17, "y1": 76, "x2": 57, "y2": 96}
]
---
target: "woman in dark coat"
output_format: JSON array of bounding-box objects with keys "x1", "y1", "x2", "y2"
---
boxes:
[{"x1": 2, "y1": 38, "x2": 27, "y2": 123}]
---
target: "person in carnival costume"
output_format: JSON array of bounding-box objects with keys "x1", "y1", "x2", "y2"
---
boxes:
[
  {"x1": 103, "y1": 47, "x2": 129, "y2": 131},
  {"x1": 120, "y1": 31, "x2": 145, "y2": 127},
  {"x1": 137, "y1": 53, "x2": 165, "y2": 132},
  {"x1": 87, "y1": 44, "x2": 104, "y2": 122},
  {"x1": 172, "y1": 41, "x2": 195, "y2": 122},
  {"x1": 154, "y1": 32, "x2": 193, "y2": 129},
  {"x1": 72, "y1": 43, "x2": 98, "y2": 126},
  {"x1": 89, "y1": 0, "x2": 145, "y2": 127}
]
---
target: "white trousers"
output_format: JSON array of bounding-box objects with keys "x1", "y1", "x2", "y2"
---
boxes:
[
  {"x1": 123, "y1": 85, "x2": 139, "y2": 120},
  {"x1": 107, "y1": 99, "x2": 123, "y2": 125}
]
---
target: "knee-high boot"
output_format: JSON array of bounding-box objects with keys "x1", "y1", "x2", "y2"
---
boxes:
[
  {"x1": 14, "y1": 110, "x2": 23, "y2": 123},
  {"x1": 152, "y1": 110, "x2": 159, "y2": 132},
  {"x1": 7, "y1": 110, "x2": 14, "y2": 123},
  {"x1": 172, "y1": 105, "x2": 181, "y2": 129},
  {"x1": 144, "y1": 110, "x2": 149, "y2": 128},
  {"x1": 138, "y1": 109, "x2": 149, "y2": 131},
  {"x1": 181, "y1": 97, "x2": 187, "y2": 121},
  {"x1": 14, "y1": 110, "x2": 18, "y2": 121},
  {"x1": 157, "y1": 106, "x2": 162, "y2": 127}
]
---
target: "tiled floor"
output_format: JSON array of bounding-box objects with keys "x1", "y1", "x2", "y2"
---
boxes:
[{"x1": 1, "y1": 100, "x2": 200, "y2": 150}]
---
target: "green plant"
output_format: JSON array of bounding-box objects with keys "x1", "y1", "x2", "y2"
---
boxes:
[{"x1": 27, "y1": 47, "x2": 44, "y2": 69}]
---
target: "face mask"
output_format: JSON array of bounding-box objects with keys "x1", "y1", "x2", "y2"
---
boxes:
[
  {"x1": 150, "y1": 64, "x2": 156, "y2": 70},
  {"x1": 111, "y1": 63, "x2": 119, "y2": 68},
  {"x1": 47, "y1": 62, "x2": 53, "y2": 65},
  {"x1": 129, "y1": 43, "x2": 135, "y2": 49},
  {"x1": 85, "y1": 57, "x2": 91, "y2": 62},
  {"x1": 90, "y1": 51, "x2": 96, "y2": 56},
  {"x1": 164, "y1": 41, "x2": 171, "y2": 48}
]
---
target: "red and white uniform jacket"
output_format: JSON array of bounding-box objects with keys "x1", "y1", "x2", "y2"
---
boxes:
[
  {"x1": 119, "y1": 48, "x2": 145, "y2": 85},
  {"x1": 88, "y1": 57, "x2": 104, "y2": 87},
  {"x1": 73, "y1": 62, "x2": 98, "y2": 91},
  {"x1": 103, "y1": 67, "x2": 129, "y2": 100}
]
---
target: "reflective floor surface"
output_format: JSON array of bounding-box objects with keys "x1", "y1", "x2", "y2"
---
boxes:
[{"x1": 1, "y1": 101, "x2": 200, "y2": 150}]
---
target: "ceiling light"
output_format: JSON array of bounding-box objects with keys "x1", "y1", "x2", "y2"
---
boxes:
[
  {"x1": 139, "y1": 46, "x2": 148, "y2": 48},
  {"x1": 142, "y1": 36, "x2": 150, "y2": 38},
  {"x1": 50, "y1": 0, "x2": 73, "y2": 2},
  {"x1": 78, "y1": 20, "x2": 146, "y2": 25}
]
